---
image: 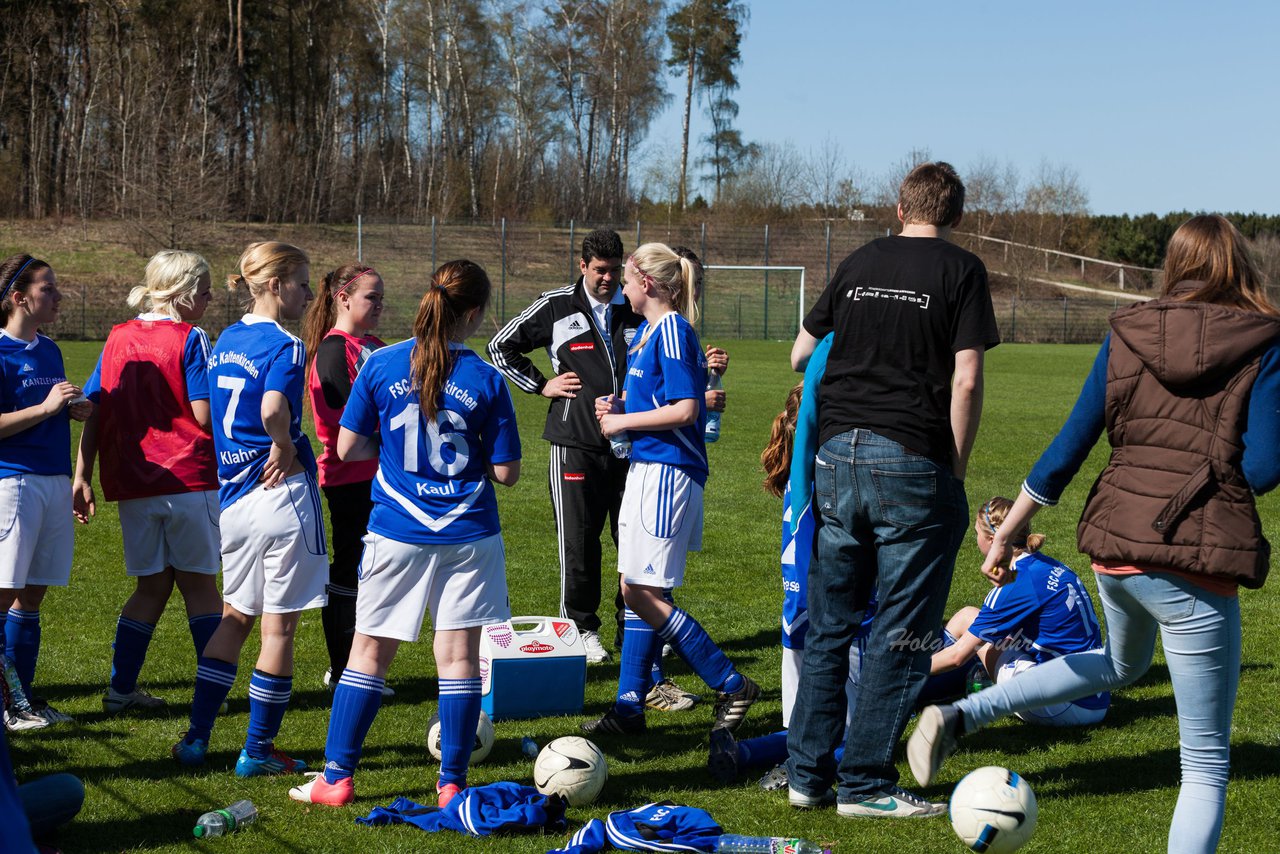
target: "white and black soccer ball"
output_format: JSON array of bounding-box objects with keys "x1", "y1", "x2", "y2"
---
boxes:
[
  {"x1": 426, "y1": 709, "x2": 495, "y2": 764},
  {"x1": 950, "y1": 766, "x2": 1038, "y2": 853},
  {"x1": 532, "y1": 736, "x2": 608, "y2": 806}
]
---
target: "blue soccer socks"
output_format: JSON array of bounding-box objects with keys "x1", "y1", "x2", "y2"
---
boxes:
[
  {"x1": 109, "y1": 616, "x2": 155, "y2": 695},
  {"x1": 4, "y1": 609, "x2": 40, "y2": 696},
  {"x1": 244, "y1": 670, "x2": 293, "y2": 759},
  {"x1": 187, "y1": 613, "x2": 221, "y2": 659},
  {"x1": 323, "y1": 669, "x2": 385, "y2": 784},
  {"x1": 657, "y1": 608, "x2": 738, "y2": 692},
  {"x1": 437, "y1": 677, "x2": 482, "y2": 787},
  {"x1": 616, "y1": 610, "x2": 662, "y2": 718},
  {"x1": 187, "y1": 656, "x2": 237, "y2": 744}
]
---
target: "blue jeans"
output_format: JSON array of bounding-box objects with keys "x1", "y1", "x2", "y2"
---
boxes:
[
  {"x1": 957, "y1": 571, "x2": 1240, "y2": 854},
  {"x1": 787, "y1": 429, "x2": 968, "y2": 801}
]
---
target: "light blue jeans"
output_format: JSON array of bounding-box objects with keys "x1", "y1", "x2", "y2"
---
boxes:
[{"x1": 956, "y1": 570, "x2": 1241, "y2": 854}]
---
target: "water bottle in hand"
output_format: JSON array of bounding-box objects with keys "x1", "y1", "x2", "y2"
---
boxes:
[
  {"x1": 193, "y1": 800, "x2": 258, "y2": 838},
  {"x1": 704, "y1": 369, "x2": 724, "y2": 442}
]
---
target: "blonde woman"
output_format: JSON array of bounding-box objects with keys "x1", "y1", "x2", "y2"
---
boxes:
[
  {"x1": 74, "y1": 250, "x2": 223, "y2": 715},
  {"x1": 172, "y1": 242, "x2": 324, "y2": 777}
]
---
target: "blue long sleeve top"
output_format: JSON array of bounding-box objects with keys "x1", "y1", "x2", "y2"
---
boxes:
[{"x1": 1023, "y1": 334, "x2": 1280, "y2": 506}]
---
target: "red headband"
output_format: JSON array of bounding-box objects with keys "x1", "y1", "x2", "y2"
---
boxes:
[
  {"x1": 335, "y1": 268, "x2": 377, "y2": 296},
  {"x1": 626, "y1": 256, "x2": 656, "y2": 289}
]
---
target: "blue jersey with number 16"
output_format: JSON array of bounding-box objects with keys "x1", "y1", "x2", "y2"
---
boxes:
[
  {"x1": 341, "y1": 341, "x2": 521, "y2": 545},
  {"x1": 207, "y1": 315, "x2": 317, "y2": 510}
]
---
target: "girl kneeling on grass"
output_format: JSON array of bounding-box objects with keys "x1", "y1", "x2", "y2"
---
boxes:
[
  {"x1": 928, "y1": 496, "x2": 1109, "y2": 727},
  {"x1": 73, "y1": 250, "x2": 224, "y2": 715},
  {"x1": 301, "y1": 264, "x2": 390, "y2": 694},
  {"x1": 290, "y1": 260, "x2": 520, "y2": 808},
  {"x1": 583, "y1": 242, "x2": 758, "y2": 737},
  {"x1": 909, "y1": 215, "x2": 1280, "y2": 854},
  {"x1": 172, "y1": 241, "x2": 326, "y2": 777},
  {"x1": 0, "y1": 254, "x2": 91, "y2": 727}
]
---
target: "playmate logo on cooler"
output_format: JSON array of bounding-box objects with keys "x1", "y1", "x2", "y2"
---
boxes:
[
  {"x1": 519, "y1": 642, "x2": 555, "y2": 655},
  {"x1": 563, "y1": 472, "x2": 585, "y2": 482},
  {"x1": 569, "y1": 342, "x2": 594, "y2": 351},
  {"x1": 487, "y1": 625, "x2": 513, "y2": 649}
]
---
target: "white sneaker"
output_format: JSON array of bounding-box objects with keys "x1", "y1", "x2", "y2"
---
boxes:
[
  {"x1": 580, "y1": 631, "x2": 610, "y2": 663},
  {"x1": 103, "y1": 687, "x2": 167, "y2": 714},
  {"x1": 837, "y1": 786, "x2": 947, "y2": 818},
  {"x1": 5, "y1": 709, "x2": 49, "y2": 732},
  {"x1": 324, "y1": 667, "x2": 395, "y2": 697}
]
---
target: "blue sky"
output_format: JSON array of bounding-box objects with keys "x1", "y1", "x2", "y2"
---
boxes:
[{"x1": 645, "y1": 1, "x2": 1280, "y2": 215}]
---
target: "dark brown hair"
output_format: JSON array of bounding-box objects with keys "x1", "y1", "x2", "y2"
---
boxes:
[
  {"x1": 899, "y1": 161, "x2": 965, "y2": 227},
  {"x1": 1161, "y1": 215, "x2": 1278, "y2": 315},
  {"x1": 761, "y1": 382, "x2": 804, "y2": 498},
  {"x1": 303, "y1": 264, "x2": 374, "y2": 371},
  {"x1": 411, "y1": 260, "x2": 491, "y2": 420},
  {"x1": 0, "y1": 254, "x2": 52, "y2": 324}
]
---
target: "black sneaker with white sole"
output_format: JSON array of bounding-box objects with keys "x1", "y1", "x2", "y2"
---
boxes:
[
  {"x1": 712, "y1": 674, "x2": 760, "y2": 732},
  {"x1": 581, "y1": 705, "x2": 646, "y2": 735},
  {"x1": 706, "y1": 727, "x2": 740, "y2": 783}
]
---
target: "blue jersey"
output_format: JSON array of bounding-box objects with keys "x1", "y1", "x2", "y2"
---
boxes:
[
  {"x1": 341, "y1": 342, "x2": 520, "y2": 545},
  {"x1": 549, "y1": 802, "x2": 723, "y2": 854},
  {"x1": 969, "y1": 551, "x2": 1105, "y2": 663},
  {"x1": 780, "y1": 482, "x2": 812, "y2": 650},
  {"x1": 0, "y1": 332, "x2": 71, "y2": 478},
  {"x1": 207, "y1": 315, "x2": 316, "y2": 509},
  {"x1": 622, "y1": 312, "x2": 707, "y2": 486},
  {"x1": 84, "y1": 315, "x2": 211, "y2": 404}
]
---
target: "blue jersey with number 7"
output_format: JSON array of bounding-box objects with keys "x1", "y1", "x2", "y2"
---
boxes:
[
  {"x1": 340, "y1": 341, "x2": 521, "y2": 544},
  {"x1": 207, "y1": 315, "x2": 316, "y2": 510}
]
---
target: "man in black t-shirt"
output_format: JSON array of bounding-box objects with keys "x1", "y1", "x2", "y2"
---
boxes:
[{"x1": 785, "y1": 162, "x2": 1000, "y2": 818}]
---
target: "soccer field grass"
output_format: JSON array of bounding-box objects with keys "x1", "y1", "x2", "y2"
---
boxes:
[{"x1": 15, "y1": 339, "x2": 1280, "y2": 853}]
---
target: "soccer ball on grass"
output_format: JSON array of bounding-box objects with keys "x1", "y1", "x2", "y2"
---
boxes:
[
  {"x1": 426, "y1": 709, "x2": 495, "y2": 764},
  {"x1": 949, "y1": 765, "x2": 1038, "y2": 853},
  {"x1": 533, "y1": 736, "x2": 608, "y2": 806}
]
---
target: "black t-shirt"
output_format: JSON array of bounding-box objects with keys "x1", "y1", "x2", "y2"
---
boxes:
[{"x1": 803, "y1": 236, "x2": 1000, "y2": 465}]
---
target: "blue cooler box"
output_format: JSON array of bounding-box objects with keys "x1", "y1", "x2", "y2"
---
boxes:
[{"x1": 480, "y1": 617, "x2": 587, "y2": 721}]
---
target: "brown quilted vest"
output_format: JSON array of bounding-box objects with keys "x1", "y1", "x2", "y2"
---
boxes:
[{"x1": 1077, "y1": 284, "x2": 1280, "y2": 589}]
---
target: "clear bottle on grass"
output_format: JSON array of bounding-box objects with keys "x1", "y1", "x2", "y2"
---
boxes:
[
  {"x1": 715, "y1": 834, "x2": 825, "y2": 853},
  {"x1": 193, "y1": 800, "x2": 258, "y2": 838}
]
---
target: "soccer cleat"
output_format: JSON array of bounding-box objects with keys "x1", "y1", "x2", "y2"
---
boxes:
[
  {"x1": 789, "y1": 786, "x2": 836, "y2": 809},
  {"x1": 5, "y1": 708, "x2": 49, "y2": 732},
  {"x1": 289, "y1": 772, "x2": 355, "y2": 806},
  {"x1": 836, "y1": 786, "x2": 947, "y2": 818},
  {"x1": 580, "y1": 631, "x2": 611, "y2": 664},
  {"x1": 102, "y1": 687, "x2": 166, "y2": 714},
  {"x1": 645, "y1": 678, "x2": 700, "y2": 712},
  {"x1": 436, "y1": 782, "x2": 462, "y2": 808},
  {"x1": 906, "y1": 704, "x2": 962, "y2": 786},
  {"x1": 580, "y1": 705, "x2": 647, "y2": 736},
  {"x1": 324, "y1": 667, "x2": 395, "y2": 698},
  {"x1": 712, "y1": 674, "x2": 760, "y2": 732},
  {"x1": 235, "y1": 747, "x2": 308, "y2": 777},
  {"x1": 172, "y1": 734, "x2": 208, "y2": 767},
  {"x1": 706, "y1": 727, "x2": 740, "y2": 783},
  {"x1": 758, "y1": 764, "x2": 789, "y2": 792},
  {"x1": 29, "y1": 699, "x2": 73, "y2": 725}
]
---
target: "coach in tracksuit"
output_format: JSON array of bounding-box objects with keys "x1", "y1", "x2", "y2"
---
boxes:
[{"x1": 488, "y1": 229, "x2": 637, "y2": 663}]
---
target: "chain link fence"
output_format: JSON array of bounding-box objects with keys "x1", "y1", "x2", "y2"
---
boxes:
[{"x1": 38, "y1": 218, "x2": 1143, "y2": 344}]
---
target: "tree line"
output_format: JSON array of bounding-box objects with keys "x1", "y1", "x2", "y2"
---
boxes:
[{"x1": 0, "y1": 0, "x2": 757, "y2": 227}]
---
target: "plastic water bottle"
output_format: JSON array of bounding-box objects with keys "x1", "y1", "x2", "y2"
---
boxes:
[
  {"x1": 521, "y1": 736, "x2": 540, "y2": 759},
  {"x1": 193, "y1": 800, "x2": 258, "y2": 838},
  {"x1": 597, "y1": 395, "x2": 631, "y2": 458},
  {"x1": 704, "y1": 369, "x2": 724, "y2": 443},
  {"x1": 967, "y1": 663, "x2": 993, "y2": 695},
  {"x1": 715, "y1": 834, "x2": 825, "y2": 853}
]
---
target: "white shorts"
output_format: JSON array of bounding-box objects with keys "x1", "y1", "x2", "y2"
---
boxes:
[
  {"x1": 995, "y1": 649, "x2": 1108, "y2": 727},
  {"x1": 219, "y1": 472, "x2": 328, "y2": 616},
  {"x1": 0, "y1": 474, "x2": 73, "y2": 589},
  {"x1": 355, "y1": 532, "x2": 510, "y2": 642},
  {"x1": 119, "y1": 491, "x2": 221, "y2": 577},
  {"x1": 617, "y1": 461, "x2": 703, "y2": 589}
]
